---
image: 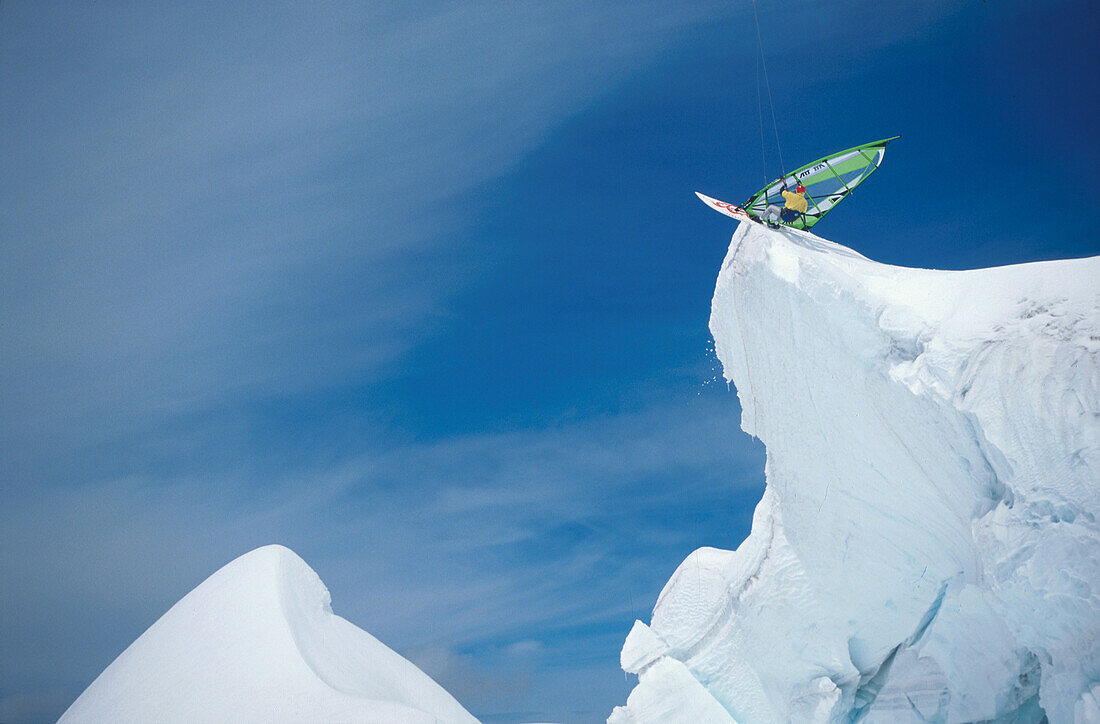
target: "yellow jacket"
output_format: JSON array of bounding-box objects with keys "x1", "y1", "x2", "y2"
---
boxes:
[{"x1": 782, "y1": 189, "x2": 808, "y2": 213}]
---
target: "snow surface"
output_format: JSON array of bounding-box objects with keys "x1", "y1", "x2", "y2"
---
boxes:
[
  {"x1": 60, "y1": 545, "x2": 479, "y2": 724},
  {"x1": 611, "y1": 222, "x2": 1100, "y2": 723}
]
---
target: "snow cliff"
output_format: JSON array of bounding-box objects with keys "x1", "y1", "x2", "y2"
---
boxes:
[
  {"x1": 612, "y1": 222, "x2": 1100, "y2": 723},
  {"x1": 60, "y1": 545, "x2": 479, "y2": 724}
]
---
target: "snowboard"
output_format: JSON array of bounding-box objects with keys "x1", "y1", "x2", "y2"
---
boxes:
[{"x1": 694, "y1": 192, "x2": 760, "y2": 224}]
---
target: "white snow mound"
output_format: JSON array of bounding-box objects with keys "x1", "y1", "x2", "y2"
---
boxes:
[
  {"x1": 612, "y1": 222, "x2": 1100, "y2": 723},
  {"x1": 60, "y1": 544, "x2": 479, "y2": 724}
]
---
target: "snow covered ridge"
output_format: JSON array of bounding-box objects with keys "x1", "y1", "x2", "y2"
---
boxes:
[
  {"x1": 60, "y1": 545, "x2": 479, "y2": 724},
  {"x1": 612, "y1": 223, "x2": 1100, "y2": 723}
]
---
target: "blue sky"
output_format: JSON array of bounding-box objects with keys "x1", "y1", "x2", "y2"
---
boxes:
[{"x1": 1, "y1": 1, "x2": 1097, "y2": 722}]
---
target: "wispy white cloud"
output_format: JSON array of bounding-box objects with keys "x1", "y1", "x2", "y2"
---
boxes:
[
  {"x1": 1, "y1": 1, "x2": 733, "y2": 462},
  {"x1": 0, "y1": 385, "x2": 762, "y2": 719}
]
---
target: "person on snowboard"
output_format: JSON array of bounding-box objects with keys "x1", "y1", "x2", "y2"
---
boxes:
[
  {"x1": 763, "y1": 180, "x2": 809, "y2": 227},
  {"x1": 781, "y1": 182, "x2": 808, "y2": 223}
]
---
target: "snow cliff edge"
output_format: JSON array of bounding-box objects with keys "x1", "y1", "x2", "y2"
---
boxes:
[{"x1": 613, "y1": 222, "x2": 1100, "y2": 723}]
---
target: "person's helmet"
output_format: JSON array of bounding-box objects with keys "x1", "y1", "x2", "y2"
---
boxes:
[{"x1": 796, "y1": 184, "x2": 806, "y2": 193}]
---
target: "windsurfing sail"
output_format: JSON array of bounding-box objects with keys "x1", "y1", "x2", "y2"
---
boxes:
[{"x1": 744, "y1": 136, "x2": 899, "y2": 230}]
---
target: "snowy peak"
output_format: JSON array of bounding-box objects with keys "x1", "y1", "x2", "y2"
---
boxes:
[
  {"x1": 61, "y1": 545, "x2": 479, "y2": 724},
  {"x1": 613, "y1": 222, "x2": 1100, "y2": 723}
]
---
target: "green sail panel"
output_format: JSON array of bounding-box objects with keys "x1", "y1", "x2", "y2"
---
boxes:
[{"x1": 745, "y1": 136, "x2": 899, "y2": 230}]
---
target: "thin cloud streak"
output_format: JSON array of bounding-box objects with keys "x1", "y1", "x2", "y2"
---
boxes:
[
  {"x1": 1, "y1": 1, "x2": 729, "y2": 464},
  {"x1": 1, "y1": 388, "x2": 762, "y2": 720}
]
